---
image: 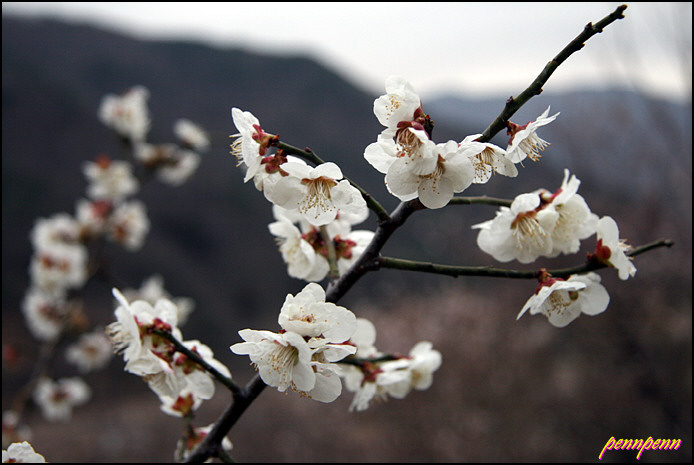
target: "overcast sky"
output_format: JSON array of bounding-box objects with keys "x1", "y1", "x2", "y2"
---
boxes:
[{"x1": 3, "y1": 2, "x2": 691, "y2": 102}]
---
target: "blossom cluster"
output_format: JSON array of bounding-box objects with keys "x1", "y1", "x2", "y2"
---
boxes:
[
  {"x1": 231, "y1": 108, "x2": 373, "y2": 280},
  {"x1": 473, "y1": 169, "x2": 637, "y2": 327},
  {"x1": 230, "y1": 283, "x2": 442, "y2": 408},
  {"x1": 340, "y1": 318, "x2": 442, "y2": 412},
  {"x1": 8, "y1": 86, "x2": 210, "y2": 444},
  {"x1": 231, "y1": 283, "x2": 358, "y2": 402},
  {"x1": 107, "y1": 288, "x2": 230, "y2": 417},
  {"x1": 364, "y1": 76, "x2": 557, "y2": 209}
]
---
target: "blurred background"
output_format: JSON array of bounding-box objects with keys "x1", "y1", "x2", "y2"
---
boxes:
[{"x1": 2, "y1": 2, "x2": 691, "y2": 462}]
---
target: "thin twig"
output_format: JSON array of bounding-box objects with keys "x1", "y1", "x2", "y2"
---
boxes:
[
  {"x1": 152, "y1": 329, "x2": 240, "y2": 395},
  {"x1": 477, "y1": 4, "x2": 628, "y2": 143},
  {"x1": 448, "y1": 195, "x2": 512, "y2": 207},
  {"x1": 375, "y1": 239, "x2": 673, "y2": 280}
]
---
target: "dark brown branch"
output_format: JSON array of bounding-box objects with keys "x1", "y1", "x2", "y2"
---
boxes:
[
  {"x1": 184, "y1": 374, "x2": 266, "y2": 463},
  {"x1": 477, "y1": 4, "x2": 627, "y2": 143}
]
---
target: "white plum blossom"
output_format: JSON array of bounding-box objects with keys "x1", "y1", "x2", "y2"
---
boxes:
[
  {"x1": 517, "y1": 272, "x2": 610, "y2": 327},
  {"x1": 459, "y1": 133, "x2": 517, "y2": 184},
  {"x1": 145, "y1": 339, "x2": 231, "y2": 405},
  {"x1": 173, "y1": 118, "x2": 210, "y2": 152},
  {"x1": 107, "y1": 288, "x2": 183, "y2": 377},
  {"x1": 231, "y1": 283, "x2": 358, "y2": 402},
  {"x1": 82, "y1": 155, "x2": 139, "y2": 202},
  {"x1": 505, "y1": 106, "x2": 559, "y2": 163},
  {"x1": 375, "y1": 341, "x2": 442, "y2": 400},
  {"x1": 230, "y1": 107, "x2": 279, "y2": 187},
  {"x1": 65, "y1": 329, "x2": 113, "y2": 373},
  {"x1": 278, "y1": 282, "x2": 357, "y2": 342},
  {"x1": 268, "y1": 217, "x2": 330, "y2": 282},
  {"x1": 231, "y1": 329, "x2": 317, "y2": 394},
  {"x1": 2, "y1": 442, "x2": 46, "y2": 463},
  {"x1": 265, "y1": 161, "x2": 366, "y2": 227},
  {"x1": 594, "y1": 216, "x2": 637, "y2": 280},
  {"x1": 373, "y1": 75, "x2": 422, "y2": 136},
  {"x1": 33, "y1": 377, "x2": 91, "y2": 422},
  {"x1": 385, "y1": 140, "x2": 475, "y2": 209},
  {"x1": 339, "y1": 318, "x2": 442, "y2": 412},
  {"x1": 542, "y1": 169, "x2": 599, "y2": 256},
  {"x1": 335, "y1": 229, "x2": 374, "y2": 276},
  {"x1": 98, "y1": 85, "x2": 151, "y2": 142},
  {"x1": 108, "y1": 289, "x2": 229, "y2": 413},
  {"x1": 269, "y1": 206, "x2": 374, "y2": 282},
  {"x1": 472, "y1": 192, "x2": 559, "y2": 263}
]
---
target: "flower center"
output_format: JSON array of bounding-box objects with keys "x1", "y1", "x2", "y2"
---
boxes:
[
  {"x1": 545, "y1": 291, "x2": 571, "y2": 318},
  {"x1": 511, "y1": 211, "x2": 547, "y2": 248},
  {"x1": 299, "y1": 176, "x2": 337, "y2": 218},
  {"x1": 519, "y1": 133, "x2": 549, "y2": 161}
]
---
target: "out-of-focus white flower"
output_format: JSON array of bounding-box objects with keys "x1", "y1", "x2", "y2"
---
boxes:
[
  {"x1": 158, "y1": 390, "x2": 203, "y2": 418},
  {"x1": 122, "y1": 274, "x2": 195, "y2": 326},
  {"x1": 65, "y1": 330, "x2": 113, "y2": 373},
  {"x1": 30, "y1": 213, "x2": 83, "y2": 252},
  {"x1": 517, "y1": 272, "x2": 610, "y2": 327},
  {"x1": 82, "y1": 155, "x2": 139, "y2": 202},
  {"x1": 134, "y1": 143, "x2": 201, "y2": 186},
  {"x1": 33, "y1": 377, "x2": 90, "y2": 422},
  {"x1": 265, "y1": 162, "x2": 366, "y2": 227},
  {"x1": 98, "y1": 86, "x2": 151, "y2": 142},
  {"x1": 175, "y1": 423, "x2": 233, "y2": 461},
  {"x1": 2, "y1": 441, "x2": 46, "y2": 463},
  {"x1": 29, "y1": 244, "x2": 88, "y2": 297},
  {"x1": 107, "y1": 200, "x2": 149, "y2": 251},
  {"x1": 75, "y1": 199, "x2": 112, "y2": 237},
  {"x1": 505, "y1": 106, "x2": 559, "y2": 163},
  {"x1": 472, "y1": 192, "x2": 558, "y2": 263},
  {"x1": 2, "y1": 411, "x2": 32, "y2": 449},
  {"x1": 278, "y1": 282, "x2": 357, "y2": 342},
  {"x1": 594, "y1": 216, "x2": 637, "y2": 280},
  {"x1": 459, "y1": 133, "x2": 517, "y2": 184},
  {"x1": 173, "y1": 119, "x2": 210, "y2": 152},
  {"x1": 22, "y1": 289, "x2": 68, "y2": 341}
]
